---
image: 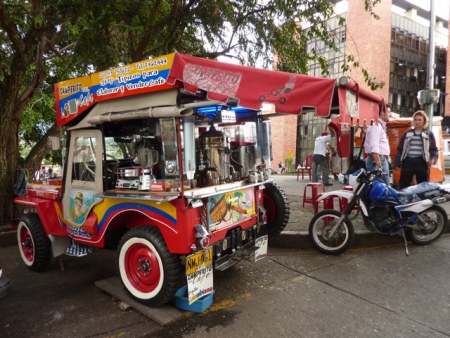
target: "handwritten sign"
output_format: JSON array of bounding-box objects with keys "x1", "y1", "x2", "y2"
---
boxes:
[
  {"x1": 186, "y1": 247, "x2": 214, "y2": 304},
  {"x1": 183, "y1": 63, "x2": 242, "y2": 97},
  {"x1": 255, "y1": 235, "x2": 268, "y2": 262}
]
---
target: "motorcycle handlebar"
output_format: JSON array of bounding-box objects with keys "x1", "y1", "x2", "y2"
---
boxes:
[
  {"x1": 362, "y1": 169, "x2": 383, "y2": 179},
  {"x1": 369, "y1": 169, "x2": 384, "y2": 177}
]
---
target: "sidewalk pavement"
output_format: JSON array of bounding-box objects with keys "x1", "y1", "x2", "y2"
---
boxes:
[{"x1": 274, "y1": 174, "x2": 370, "y2": 233}]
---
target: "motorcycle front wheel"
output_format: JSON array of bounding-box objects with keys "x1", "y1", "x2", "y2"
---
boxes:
[
  {"x1": 407, "y1": 206, "x2": 447, "y2": 245},
  {"x1": 308, "y1": 210, "x2": 354, "y2": 255}
]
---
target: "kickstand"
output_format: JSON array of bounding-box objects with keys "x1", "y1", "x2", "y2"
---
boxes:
[{"x1": 401, "y1": 228, "x2": 409, "y2": 256}]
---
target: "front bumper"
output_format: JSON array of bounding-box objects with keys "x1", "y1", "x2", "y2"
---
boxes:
[{"x1": 213, "y1": 226, "x2": 268, "y2": 271}]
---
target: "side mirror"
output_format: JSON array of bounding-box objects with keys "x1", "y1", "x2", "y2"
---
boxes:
[{"x1": 48, "y1": 136, "x2": 61, "y2": 151}]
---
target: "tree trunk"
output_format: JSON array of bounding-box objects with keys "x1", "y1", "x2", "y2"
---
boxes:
[
  {"x1": 24, "y1": 124, "x2": 61, "y2": 178},
  {"x1": 0, "y1": 107, "x2": 20, "y2": 225},
  {"x1": 0, "y1": 55, "x2": 33, "y2": 225}
]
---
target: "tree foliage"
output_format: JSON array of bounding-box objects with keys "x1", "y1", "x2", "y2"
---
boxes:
[{"x1": 0, "y1": 0, "x2": 382, "y2": 223}]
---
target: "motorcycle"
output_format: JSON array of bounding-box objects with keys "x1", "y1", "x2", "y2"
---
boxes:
[{"x1": 308, "y1": 169, "x2": 449, "y2": 255}]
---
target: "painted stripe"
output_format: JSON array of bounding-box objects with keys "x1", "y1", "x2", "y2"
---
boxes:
[{"x1": 97, "y1": 202, "x2": 177, "y2": 230}]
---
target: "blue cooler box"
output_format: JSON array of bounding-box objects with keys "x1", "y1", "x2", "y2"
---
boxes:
[{"x1": 175, "y1": 286, "x2": 214, "y2": 313}]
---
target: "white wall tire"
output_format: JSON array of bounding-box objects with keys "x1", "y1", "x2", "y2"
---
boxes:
[
  {"x1": 17, "y1": 221, "x2": 35, "y2": 267},
  {"x1": 119, "y1": 237, "x2": 164, "y2": 300},
  {"x1": 117, "y1": 228, "x2": 181, "y2": 306},
  {"x1": 16, "y1": 214, "x2": 51, "y2": 271}
]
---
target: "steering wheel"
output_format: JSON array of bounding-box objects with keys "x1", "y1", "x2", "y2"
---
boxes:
[
  {"x1": 81, "y1": 161, "x2": 96, "y2": 181},
  {"x1": 73, "y1": 146, "x2": 96, "y2": 181},
  {"x1": 105, "y1": 154, "x2": 120, "y2": 177}
]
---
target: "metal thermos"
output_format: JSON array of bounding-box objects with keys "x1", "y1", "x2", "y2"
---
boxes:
[{"x1": 199, "y1": 126, "x2": 231, "y2": 184}]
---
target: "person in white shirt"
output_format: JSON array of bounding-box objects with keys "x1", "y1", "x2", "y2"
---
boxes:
[
  {"x1": 312, "y1": 130, "x2": 333, "y2": 185},
  {"x1": 364, "y1": 107, "x2": 390, "y2": 184}
]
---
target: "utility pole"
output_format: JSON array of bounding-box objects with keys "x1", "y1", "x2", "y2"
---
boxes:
[
  {"x1": 426, "y1": 0, "x2": 436, "y2": 125},
  {"x1": 419, "y1": 0, "x2": 438, "y2": 125}
]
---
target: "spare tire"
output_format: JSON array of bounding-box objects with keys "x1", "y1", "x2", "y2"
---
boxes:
[{"x1": 264, "y1": 182, "x2": 290, "y2": 236}]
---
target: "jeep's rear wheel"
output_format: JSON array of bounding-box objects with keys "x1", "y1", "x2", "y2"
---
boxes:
[
  {"x1": 118, "y1": 227, "x2": 180, "y2": 306},
  {"x1": 17, "y1": 214, "x2": 51, "y2": 271},
  {"x1": 264, "y1": 182, "x2": 290, "y2": 236}
]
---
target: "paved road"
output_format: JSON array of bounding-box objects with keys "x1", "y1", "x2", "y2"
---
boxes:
[
  {"x1": 2, "y1": 174, "x2": 450, "y2": 337},
  {"x1": 2, "y1": 235, "x2": 450, "y2": 337},
  {"x1": 0, "y1": 247, "x2": 161, "y2": 337},
  {"x1": 153, "y1": 237, "x2": 450, "y2": 338}
]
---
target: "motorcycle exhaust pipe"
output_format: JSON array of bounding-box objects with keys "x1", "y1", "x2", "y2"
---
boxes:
[{"x1": 432, "y1": 194, "x2": 450, "y2": 204}]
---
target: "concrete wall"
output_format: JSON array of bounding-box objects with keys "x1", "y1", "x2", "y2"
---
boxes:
[{"x1": 270, "y1": 114, "x2": 298, "y2": 172}]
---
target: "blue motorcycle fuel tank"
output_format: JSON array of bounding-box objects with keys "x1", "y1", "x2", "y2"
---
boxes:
[{"x1": 368, "y1": 180, "x2": 399, "y2": 203}]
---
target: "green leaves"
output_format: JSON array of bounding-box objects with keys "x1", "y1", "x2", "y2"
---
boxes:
[{"x1": 0, "y1": 0, "x2": 385, "y2": 163}]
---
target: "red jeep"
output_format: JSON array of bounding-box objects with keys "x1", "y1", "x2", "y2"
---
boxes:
[{"x1": 14, "y1": 53, "x2": 335, "y2": 305}]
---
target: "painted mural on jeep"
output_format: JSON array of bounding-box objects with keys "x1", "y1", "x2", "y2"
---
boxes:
[{"x1": 207, "y1": 187, "x2": 255, "y2": 230}]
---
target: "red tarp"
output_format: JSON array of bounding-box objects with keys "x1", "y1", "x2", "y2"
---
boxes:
[
  {"x1": 169, "y1": 53, "x2": 336, "y2": 117},
  {"x1": 337, "y1": 81, "x2": 384, "y2": 124},
  {"x1": 54, "y1": 52, "x2": 336, "y2": 126}
]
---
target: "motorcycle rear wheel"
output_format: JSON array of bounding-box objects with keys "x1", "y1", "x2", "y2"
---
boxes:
[
  {"x1": 309, "y1": 210, "x2": 354, "y2": 255},
  {"x1": 407, "y1": 206, "x2": 447, "y2": 245}
]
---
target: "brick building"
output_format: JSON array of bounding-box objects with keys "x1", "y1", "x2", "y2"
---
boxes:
[{"x1": 271, "y1": 0, "x2": 450, "y2": 170}]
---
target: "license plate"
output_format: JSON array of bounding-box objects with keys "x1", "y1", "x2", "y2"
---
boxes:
[
  {"x1": 255, "y1": 235, "x2": 268, "y2": 262},
  {"x1": 185, "y1": 247, "x2": 213, "y2": 276},
  {"x1": 185, "y1": 247, "x2": 214, "y2": 304}
]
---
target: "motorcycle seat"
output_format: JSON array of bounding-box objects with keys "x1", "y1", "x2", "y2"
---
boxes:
[{"x1": 397, "y1": 182, "x2": 441, "y2": 197}]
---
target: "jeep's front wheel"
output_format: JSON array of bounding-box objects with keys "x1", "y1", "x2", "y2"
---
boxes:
[
  {"x1": 118, "y1": 227, "x2": 181, "y2": 306},
  {"x1": 17, "y1": 214, "x2": 51, "y2": 272}
]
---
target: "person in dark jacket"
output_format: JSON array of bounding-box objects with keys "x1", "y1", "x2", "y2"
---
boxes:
[{"x1": 395, "y1": 110, "x2": 438, "y2": 189}]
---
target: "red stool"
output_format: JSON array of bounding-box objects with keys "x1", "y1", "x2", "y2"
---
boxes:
[
  {"x1": 302, "y1": 182, "x2": 324, "y2": 214},
  {"x1": 321, "y1": 194, "x2": 341, "y2": 211}
]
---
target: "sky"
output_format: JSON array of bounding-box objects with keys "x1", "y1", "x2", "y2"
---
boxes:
[
  {"x1": 218, "y1": 0, "x2": 450, "y2": 66},
  {"x1": 409, "y1": 0, "x2": 449, "y2": 20}
]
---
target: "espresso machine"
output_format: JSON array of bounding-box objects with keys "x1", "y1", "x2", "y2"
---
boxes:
[{"x1": 197, "y1": 125, "x2": 231, "y2": 186}]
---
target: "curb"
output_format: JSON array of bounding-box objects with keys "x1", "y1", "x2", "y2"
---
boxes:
[
  {"x1": 95, "y1": 277, "x2": 183, "y2": 326},
  {"x1": 270, "y1": 229, "x2": 450, "y2": 250},
  {"x1": 2, "y1": 227, "x2": 447, "y2": 250},
  {"x1": 270, "y1": 230, "x2": 402, "y2": 250}
]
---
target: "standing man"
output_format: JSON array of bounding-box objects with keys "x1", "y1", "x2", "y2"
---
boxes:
[
  {"x1": 364, "y1": 106, "x2": 391, "y2": 184},
  {"x1": 312, "y1": 130, "x2": 333, "y2": 186}
]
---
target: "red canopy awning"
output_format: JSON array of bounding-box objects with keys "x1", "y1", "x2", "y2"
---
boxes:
[
  {"x1": 169, "y1": 53, "x2": 336, "y2": 116},
  {"x1": 54, "y1": 52, "x2": 336, "y2": 126}
]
